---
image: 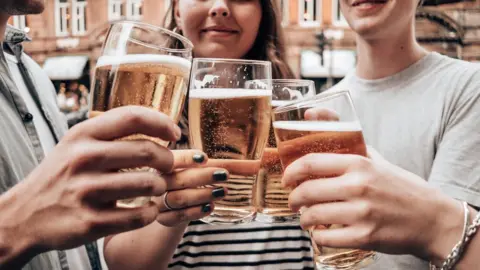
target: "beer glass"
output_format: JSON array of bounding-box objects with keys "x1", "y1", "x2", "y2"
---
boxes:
[
  {"x1": 188, "y1": 58, "x2": 272, "y2": 224},
  {"x1": 273, "y1": 91, "x2": 376, "y2": 270},
  {"x1": 252, "y1": 79, "x2": 316, "y2": 223},
  {"x1": 89, "y1": 21, "x2": 193, "y2": 208}
]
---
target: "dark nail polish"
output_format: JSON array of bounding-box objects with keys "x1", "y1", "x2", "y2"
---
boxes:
[
  {"x1": 193, "y1": 154, "x2": 205, "y2": 164},
  {"x1": 201, "y1": 204, "x2": 212, "y2": 213},
  {"x1": 213, "y1": 170, "x2": 228, "y2": 182},
  {"x1": 212, "y1": 188, "x2": 226, "y2": 198}
]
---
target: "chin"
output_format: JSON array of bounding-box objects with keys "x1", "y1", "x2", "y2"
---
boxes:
[
  {"x1": 3, "y1": 0, "x2": 45, "y2": 15},
  {"x1": 196, "y1": 45, "x2": 246, "y2": 59}
]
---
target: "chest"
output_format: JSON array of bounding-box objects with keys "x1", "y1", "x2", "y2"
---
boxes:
[
  {"x1": 351, "y1": 90, "x2": 445, "y2": 179},
  {"x1": 0, "y1": 94, "x2": 39, "y2": 191}
]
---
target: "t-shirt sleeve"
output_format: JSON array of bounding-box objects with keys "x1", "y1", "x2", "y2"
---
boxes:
[{"x1": 428, "y1": 68, "x2": 480, "y2": 208}]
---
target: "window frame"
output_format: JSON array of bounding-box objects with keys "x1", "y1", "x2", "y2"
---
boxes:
[
  {"x1": 298, "y1": 0, "x2": 322, "y2": 28},
  {"x1": 332, "y1": 0, "x2": 349, "y2": 27},
  {"x1": 55, "y1": 0, "x2": 70, "y2": 37},
  {"x1": 72, "y1": 0, "x2": 87, "y2": 36}
]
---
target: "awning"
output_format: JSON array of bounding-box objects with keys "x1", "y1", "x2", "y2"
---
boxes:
[
  {"x1": 301, "y1": 50, "x2": 356, "y2": 78},
  {"x1": 43, "y1": 55, "x2": 89, "y2": 80}
]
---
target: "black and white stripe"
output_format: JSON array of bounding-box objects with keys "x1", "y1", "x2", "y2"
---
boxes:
[{"x1": 169, "y1": 221, "x2": 314, "y2": 269}]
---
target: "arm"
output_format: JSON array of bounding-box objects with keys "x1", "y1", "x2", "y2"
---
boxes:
[
  {"x1": 104, "y1": 224, "x2": 188, "y2": 270},
  {"x1": 0, "y1": 106, "x2": 192, "y2": 269},
  {"x1": 0, "y1": 186, "x2": 39, "y2": 270}
]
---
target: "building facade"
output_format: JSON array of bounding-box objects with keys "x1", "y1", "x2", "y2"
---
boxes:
[{"x1": 9, "y1": 0, "x2": 480, "y2": 91}]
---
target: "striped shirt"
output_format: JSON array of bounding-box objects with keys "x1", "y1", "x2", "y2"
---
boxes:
[{"x1": 169, "y1": 221, "x2": 314, "y2": 269}]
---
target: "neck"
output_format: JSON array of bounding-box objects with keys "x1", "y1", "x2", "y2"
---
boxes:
[
  {"x1": 355, "y1": 22, "x2": 428, "y2": 80},
  {"x1": 0, "y1": 14, "x2": 9, "y2": 43}
]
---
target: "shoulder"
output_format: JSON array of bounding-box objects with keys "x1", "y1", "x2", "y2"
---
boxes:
[{"x1": 431, "y1": 53, "x2": 480, "y2": 86}]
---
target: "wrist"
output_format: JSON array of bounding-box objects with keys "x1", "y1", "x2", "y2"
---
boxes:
[
  {"x1": 0, "y1": 186, "x2": 40, "y2": 266},
  {"x1": 424, "y1": 194, "x2": 464, "y2": 266}
]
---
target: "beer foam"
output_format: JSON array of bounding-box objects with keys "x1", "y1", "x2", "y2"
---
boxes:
[
  {"x1": 97, "y1": 54, "x2": 191, "y2": 72},
  {"x1": 190, "y1": 88, "x2": 272, "y2": 99},
  {"x1": 273, "y1": 121, "x2": 362, "y2": 132}
]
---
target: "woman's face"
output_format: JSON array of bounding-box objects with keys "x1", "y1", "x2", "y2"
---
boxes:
[
  {"x1": 340, "y1": 0, "x2": 419, "y2": 40},
  {"x1": 175, "y1": 0, "x2": 262, "y2": 59}
]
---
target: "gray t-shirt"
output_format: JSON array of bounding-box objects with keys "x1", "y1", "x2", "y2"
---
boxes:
[{"x1": 331, "y1": 52, "x2": 480, "y2": 269}]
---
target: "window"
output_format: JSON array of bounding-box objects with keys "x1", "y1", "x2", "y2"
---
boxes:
[
  {"x1": 12, "y1": 16, "x2": 28, "y2": 31},
  {"x1": 299, "y1": 0, "x2": 322, "y2": 27},
  {"x1": 126, "y1": 0, "x2": 143, "y2": 20},
  {"x1": 72, "y1": 0, "x2": 87, "y2": 35},
  {"x1": 108, "y1": 0, "x2": 123, "y2": 21},
  {"x1": 280, "y1": 0, "x2": 289, "y2": 26},
  {"x1": 55, "y1": 0, "x2": 88, "y2": 36},
  {"x1": 332, "y1": 0, "x2": 348, "y2": 27},
  {"x1": 55, "y1": 0, "x2": 70, "y2": 36}
]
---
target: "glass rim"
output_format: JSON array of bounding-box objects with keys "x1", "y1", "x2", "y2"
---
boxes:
[
  {"x1": 113, "y1": 20, "x2": 194, "y2": 53},
  {"x1": 271, "y1": 79, "x2": 315, "y2": 86},
  {"x1": 193, "y1": 58, "x2": 272, "y2": 66},
  {"x1": 273, "y1": 89, "x2": 351, "y2": 114}
]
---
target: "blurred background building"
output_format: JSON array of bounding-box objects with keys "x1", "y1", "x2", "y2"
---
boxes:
[{"x1": 9, "y1": 0, "x2": 480, "y2": 97}]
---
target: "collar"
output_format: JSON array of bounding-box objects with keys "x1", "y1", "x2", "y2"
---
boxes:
[{"x1": 4, "y1": 25, "x2": 31, "y2": 45}]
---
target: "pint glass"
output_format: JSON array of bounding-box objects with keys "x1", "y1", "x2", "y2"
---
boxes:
[
  {"x1": 189, "y1": 58, "x2": 272, "y2": 224},
  {"x1": 89, "y1": 21, "x2": 193, "y2": 208},
  {"x1": 252, "y1": 79, "x2": 315, "y2": 223},
  {"x1": 273, "y1": 91, "x2": 376, "y2": 270}
]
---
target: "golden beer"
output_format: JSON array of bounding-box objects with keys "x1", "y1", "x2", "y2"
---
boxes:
[
  {"x1": 273, "y1": 120, "x2": 375, "y2": 270},
  {"x1": 256, "y1": 100, "x2": 297, "y2": 222},
  {"x1": 90, "y1": 54, "x2": 191, "y2": 207},
  {"x1": 189, "y1": 89, "x2": 271, "y2": 223}
]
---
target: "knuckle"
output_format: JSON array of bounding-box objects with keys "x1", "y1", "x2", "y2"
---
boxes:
[
  {"x1": 69, "y1": 180, "x2": 93, "y2": 200},
  {"x1": 178, "y1": 152, "x2": 191, "y2": 167},
  {"x1": 351, "y1": 156, "x2": 373, "y2": 172},
  {"x1": 169, "y1": 191, "x2": 188, "y2": 208},
  {"x1": 347, "y1": 172, "x2": 372, "y2": 198},
  {"x1": 126, "y1": 211, "x2": 152, "y2": 229},
  {"x1": 69, "y1": 143, "x2": 98, "y2": 170},
  {"x1": 81, "y1": 211, "x2": 103, "y2": 234},
  {"x1": 175, "y1": 210, "x2": 188, "y2": 223},
  {"x1": 136, "y1": 175, "x2": 156, "y2": 193},
  {"x1": 123, "y1": 107, "x2": 144, "y2": 126},
  {"x1": 301, "y1": 154, "x2": 317, "y2": 173},
  {"x1": 357, "y1": 201, "x2": 374, "y2": 220},
  {"x1": 137, "y1": 142, "x2": 156, "y2": 164}
]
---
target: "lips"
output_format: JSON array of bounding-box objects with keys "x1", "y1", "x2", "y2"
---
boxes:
[
  {"x1": 202, "y1": 26, "x2": 239, "y2": 34},
  {"x1": 352, "y1": 0, "x2": 387, "y2": 6}
]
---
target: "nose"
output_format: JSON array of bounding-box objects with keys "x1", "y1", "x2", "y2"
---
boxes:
[{"x1": 209, "y1": 0, "x2": 230, "y2": 18}]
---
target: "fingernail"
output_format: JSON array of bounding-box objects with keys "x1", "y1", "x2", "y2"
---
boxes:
[
  {"x1": 193, "y1": 153, "x2": 206, "y2": 164},
  {"x1": 212, "y1": 188, "x2": 226, "y2": 198},
  {"x1": 173, "y1": 124, "x2": 182, "y2": 140},
  {"x1": 213, "y1": 170, "x2": 228, "y2": 182},
  {"x1": 201, "y1": 204, "x2": 212, "y2": 213}
]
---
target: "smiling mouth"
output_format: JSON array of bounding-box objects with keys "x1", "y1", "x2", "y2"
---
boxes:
[
  {"x1": 202, "y1": 29, "x2": 239, "y2": 34},
  {"x1": 352, "y1": 0, "x2": 387, "y2": 6}
]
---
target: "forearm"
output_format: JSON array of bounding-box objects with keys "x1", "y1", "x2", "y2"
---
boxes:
[
  {"x1": 0, "y1": 187, "x2": 38, "y2": 269},
  {"x1": 104, "y1": 222, "x2": 188, "y2": 270}
]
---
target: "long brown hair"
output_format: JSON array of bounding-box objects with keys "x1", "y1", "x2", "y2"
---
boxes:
[{"x1": 164, "y1": 0, "x2": 295, "y2": 79}]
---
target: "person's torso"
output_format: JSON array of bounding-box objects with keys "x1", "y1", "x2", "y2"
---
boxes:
[
  {"x1": 170, "y1": 221, "x2": 314, "y2": 269},
  {"x1": 336, "y1": 52, "x2": 480, "y2": 270},
  {"x1": 0, "y1": 33, "x2": 95, "y2": 270}
]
